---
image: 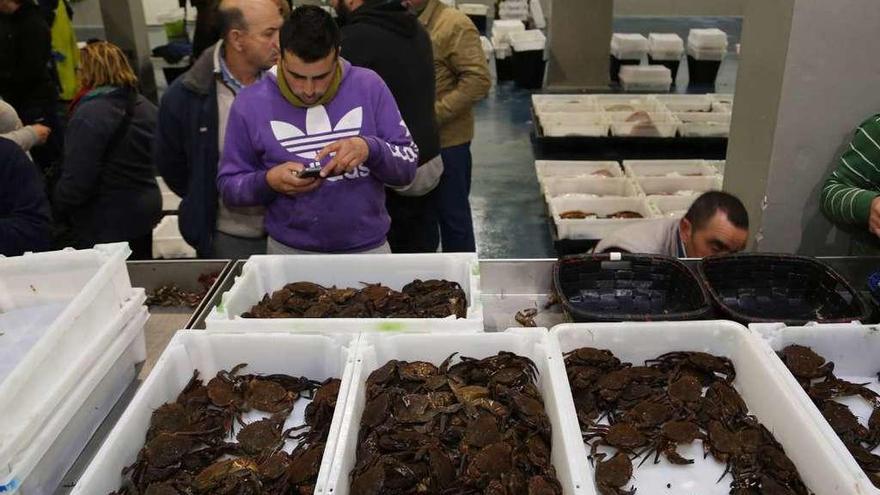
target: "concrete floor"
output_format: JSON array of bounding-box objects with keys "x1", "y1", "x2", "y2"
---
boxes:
[{"x1": 470, "y1": 16, "x2": 742, "y2": 259}]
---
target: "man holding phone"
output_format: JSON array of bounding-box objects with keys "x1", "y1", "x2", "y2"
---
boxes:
[{"x1": 217, "y1": 6, "x2": 418, "y2": 254}]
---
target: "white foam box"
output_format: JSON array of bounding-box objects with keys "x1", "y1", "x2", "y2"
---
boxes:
[
  {"x1": 687, "y1": 43, "x2": 727, "y2": 61},
  {"x1": 541, "y1": 176, "x2": 640, "y2": 198},
  {"x1": 655, "y1": 94, "x2": 713, "y2": 112},
  {"x1": 152, "y1": 215, "x2": 196, "y2": 259},
  {"x1": 156, "y1": 176, "x2": 181, "y2": 211},
  {"x1": 510, "y1": 29, "x2": 546, "y2": 52},
  {"x1": 0, "y1": 243, "x2": 134, "y2": 488},
  {"x1": 635, "y1": 175, "x2": 722, "y2": 196},
  {"x1": 5, "y1": 303, "x2": 148, "y2": 494},
  {"x1": 549, "y1": 196, "x2": 656, "y2": 240},
  {"x1": 752, "y1": 323, "x2": 880, "y2": 494},
  {"x1": 205, "y1": 253, "x2": 483, "y2": 333},
  {"x1": 623, "y1": 159, "x2": 717, "y2": 178},
  {"x1": 595, "y1": 94, "x2": 662, "y2": 113},
  {"x1": 457, "y1": 3, "x2": 488, "y2": 15},
  {"x1": 323, "y1": 328, "x2": 591, "y2": 495},
  {"x1": 688, "y1": 28, "x2": 729, "y2": 49},
  {"x1": 540, "y1": 113, "x2": 610, "y2": 137},
  {"x1": 550, "y1": 321, "x2": 857, "y2": 495},
  {"x1": 648, "y1": 33, "x2": 684, "y2": 60},
  {"x1": 610, "y1": 33, "x2": 648, "y2": 60},
  {"x1": 533, "y1": 94, "x2": 598, "y2": 113},
  {"x1": 535, "y1": 160, "x2": 623, "y2": 183},
  {"x1": 648, "y1": 193, "x2": 700, "y2": 218},
  {"x1": 71, "y1": 331, "x2": 360, "y2": 495},
  {"x1": 675, "y1": 111, "x2": 732, "y2": 137},
  {"x1": 619, "y1": 65, "x2": 673, "y2": 93}
]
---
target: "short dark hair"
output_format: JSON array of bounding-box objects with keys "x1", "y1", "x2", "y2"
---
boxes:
[
  {"x1": 685, "y1": 191, "x2": 749, "y2": 230},
  {"x1": 217, "y1": 6, "x2": 247, "y2": 38},
  {"x1": 280, "y1": 5, "x2": 340, "y2": 63}
]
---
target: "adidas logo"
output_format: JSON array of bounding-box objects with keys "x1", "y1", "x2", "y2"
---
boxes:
[{"x1": 271, "y1": 105, "x2": 363, "y2": 161}]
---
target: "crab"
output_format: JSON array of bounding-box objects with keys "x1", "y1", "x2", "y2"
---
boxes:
[
  {"x1": 646, "y1": 351, "x2": 736, "y2": 384},
  {"x1": 641, "y1": 420, "x2": 705, "y2": 466},
  {"x1": 594, "y1": 452, "x2": 635, "y2": 495},
  {"x1": 585, "y1": 422, "x2": 648, "y2": 460},
  {"x1": 777, "y1": 345, "x2": 834, "y2": 383}
]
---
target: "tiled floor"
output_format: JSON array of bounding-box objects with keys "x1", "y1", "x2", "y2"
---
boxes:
[{"x1": 470, "y1": 16, "x2": 742, "y2": 259}]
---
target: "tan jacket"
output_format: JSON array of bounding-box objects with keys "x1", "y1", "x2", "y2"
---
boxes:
[{"x1": 418, "y1": 0, "x2": 491, "y2": 148}]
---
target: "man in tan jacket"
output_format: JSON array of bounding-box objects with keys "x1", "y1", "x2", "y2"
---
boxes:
[{"x1": 408, "y1": 0, "x2": 491, "y2": 252}]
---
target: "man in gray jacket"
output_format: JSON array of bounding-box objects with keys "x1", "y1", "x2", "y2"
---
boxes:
[{"x1": 594, "y1": 191, "x2": 750, "y2": 257}]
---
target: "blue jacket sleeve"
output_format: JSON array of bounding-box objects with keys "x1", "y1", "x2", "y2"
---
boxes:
[
  {"x1": 0, "y1": 140, "x2": 51, "y2": 256},
  {"x1": 154, "y1": 83, "x2": 190, "y2": 197},
  {"x1": 362, "y1": 77, "x2": 419, "y2": 187}
]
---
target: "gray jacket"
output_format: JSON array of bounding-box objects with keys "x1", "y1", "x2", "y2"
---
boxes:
[{"x1": 594, "y1": 217, "x2": 684, "y2": 257}]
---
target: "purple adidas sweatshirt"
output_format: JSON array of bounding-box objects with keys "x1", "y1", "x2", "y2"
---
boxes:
[{"x1": 218, "y1": 59, "x2": 418, "y2": 253}]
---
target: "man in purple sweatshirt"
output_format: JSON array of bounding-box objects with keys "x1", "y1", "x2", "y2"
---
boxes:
[{"x1": 218, "y1": 5, "x2": 418, "y2": 254}]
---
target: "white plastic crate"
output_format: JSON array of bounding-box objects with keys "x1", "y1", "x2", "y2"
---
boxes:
[
  {"x1": 541, "y1": 177, "x2": 640, "y2": 198},
  {"x1": 510, "y1": 29, "x2": 546, "y2": 52},
  {"x1": 751, "y1": 323, "x2": 880, "y2": 494},
  {"x1": 457, "y1": 3, "x2": 488, "y2": 15},
  {"x1": 595, "y1": 94, "x2": 661, "y2": 112},
  {"x1": 611, "y1": 118, "x2": 679, "y2": 138},
  {"x1": 623, "y1": 159, "x2": 717, "y2": 177},
  {"x1": 152, "y1": 215, "x2": 196, "y2": 259},
  {"x1": 655, "y1": 94, "x2": 713, "y2": 112},
  {"x1": 535, "y1": 160, "x2": 622, "y2": 182},
  {"x1": 679, "y1": 120, "x2": 731, "y2": 137},
  {"x1": 606, "y1": 109, "x2": 677, "y2": 123},
  {"x1": 618, "y1": 65, "x2": 673, "y2": 92},
  {"x1": 550, "y1": 322, "x2": 856, "y2": 495},
  {"x1": 0, "y1": 243, "x2": 134, "y2": 484},
  {"x1": 540, "y1": 113, "x2": 610, "y2": 137},
  {"x1": 648, "y1": 33, "x2": 684, "y2": 60},
  {"x1": 648, "y1": 193, "x2": 700, "y2": 218},
  {"x1": 71, "y1": 331, "x2": 359, "y2": 495},
  {"x1": 156, "y1": 176, "x2": 181, "y2": 211},
  {"x1": 549, "y1": 196, "x2": 656, "y2": 240},
  {"x1": 687, "y1": 43, "x2": 727, "y2": 61},
  {"x1": 610, "y1": 33, "x2": 648, "y2": 60},
  {"x1": 635, "y1": 175, "x2": 722, "y2": 196},
  {"x1": 533, "y1": 94, "x2": 598, "y2": 113},
  {"x1": 710, "y1": 93, "x2": 734, "y2": 112},
  {"x1": 707, "y1": 159, "x2": 726, "y2": 175},
  {"x1": 688, "y1": 28, "x2": 728, "y2": 49},
  {"x1": 4, "y1": 304, "x2": 147, "y2": 494},
  {"x1": 323, "y1": 329, "x2": 590, "y2": 495},
  {"x1": 205, "y1": 254, "x2": 483, "y2": 333}
]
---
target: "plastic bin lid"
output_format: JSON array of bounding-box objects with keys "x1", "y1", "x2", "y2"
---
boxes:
[
  {"x1": 610, "y1": 33, "x2": 649, "y2": 52},
  {"x1": 648, "y1": 33, "x2": 684, "y2": 53},
  {"x1": 687, "y1": 28, "x2": 728, "y2": 48},
  {"x1": 618, "y1": 65, "x2": 673, "y2": 83}
]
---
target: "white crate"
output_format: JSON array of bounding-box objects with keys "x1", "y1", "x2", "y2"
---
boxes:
[
  {"x1": 3, "y1": 304, "x2": 147, "y2": 494},
  {"x1": 610, "y1": 33, "x2": 648, "y2": 60},
  {"x1": 205, "y1": 254, "x2": 483, "y2": 333},
  {"x1": 323, "y1": 329, "x2": 590, "y2": 495},
  {"x1": 595, "y1": 94, "x2": 662, "y2": 112},
  {"x1": 540, "y1": 113, "x2": 610, "y2": 137},
  {"x1": 679, "y1": 121, "x2": 731, "y2": 137},
  {"x1": 72, "y1": 331, "x2": 359, "y2": 495},
  {"x1": 549, "y1": 196, "x2": 656, "y2": 240},
  {"x1": 619, "y1": 65, "x2": 673, "y2": 92},
  {"x1": 655, "y1": 94, "x2": 713, "y2": 112},
  {"x1": 648, "y1": 33, "x2": 684, "y2": 60},
  {"x1": 707, "y1": 159, "x2": 726, "y2": 175},
  {"x1": 541, "y1": 177, "x2": 640, "y2": 198},
  {"x1": 533, "y1": 94, "x2": 598, "y2": 113},
  {"x1": 687, "y1": 43, "x2": 727, "y2": 61},
  {"x1": 0, "y1": 244, "x2": 134, "y2": 482},
  {"x1": 457, "y1": 3, "x2": 488, "y2": 15},
  {"x1": 751, "y1": 323, "x2": 880, "y2": 494},
  {"x1": 611, "y1": 120, "x2": 679, "y2": 138},
  {"x1": 623, "y1": 159, "x2": 717, "y2": 177},
  {"x1": 550, "y1": 321, "x2": 856, "y2": 495},
  {"x1": 152, "y1": 215, "x2": 196, "y2": 259},
  {"x1": 635, "y1": 175, "x2": 722, "y2": 196},
  {"x1": 535, "y1": 160, "x2": 622, "y2": 182},
  {"x1": 648, "y1": 193, "x2": 700, "y2": 218},
  {"x1": 156, "y1": 177, "x2": 181, "y2": 211},
  {"x1": 688, "y1": 28, "x2": 728, "y2": 49}
]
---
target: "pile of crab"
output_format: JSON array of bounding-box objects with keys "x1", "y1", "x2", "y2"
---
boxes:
[
  {"x1": 564, "y1": 348, "x2": 809, "y2": 495},
  {"x1": 242, "y1": 280, "x2": 468, "y2": 319},
  {"x1": 777, "y1": 344, "x2": 880, "y2": 487},
  {"x1": 110, "y1": 364, "x2": 340, "y2": 494},
  {"x1": 349, "y1": 352, "x2": 563, "y2": 494}
]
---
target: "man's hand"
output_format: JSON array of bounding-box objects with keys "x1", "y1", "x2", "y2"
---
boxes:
[
  {"x1": 870, "y1": 197, "x2": 880, "y2": 237},
  {"x1": 30, "y1": 124, "x2": 51, "y2": 145},
  {"x1": 315, "y1": 137, "x2": 369, "y2": 178},
  {"x1": 266, "y1": 162, "x2": 322, "y2": 196}
]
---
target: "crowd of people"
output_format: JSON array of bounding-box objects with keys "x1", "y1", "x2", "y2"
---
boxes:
[{"x1": 0, "y1": 0, "x2": 490, "y2": 258}]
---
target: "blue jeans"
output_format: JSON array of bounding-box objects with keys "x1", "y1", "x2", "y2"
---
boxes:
[{"x1": 438, "y1": 143, "x2": 476, "y2": 252}]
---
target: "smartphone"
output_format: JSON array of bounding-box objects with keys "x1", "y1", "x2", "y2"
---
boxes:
[{"x1": 296, "y1": 166, "x2": 323, "y2": 179}]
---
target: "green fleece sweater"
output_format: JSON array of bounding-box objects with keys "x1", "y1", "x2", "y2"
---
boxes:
[{"x1": 821, "y1": 114, "x2": 880, "y2": 226}]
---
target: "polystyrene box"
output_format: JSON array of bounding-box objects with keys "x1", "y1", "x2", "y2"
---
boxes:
[
  {"x1": 610, "y1": 33, "x2": 648, "y2": 60},
  {"x1": 619, "y1": 65, "x2": 673, "y2": 92},
  {"x1": 205, "y1": 253, "x2": 483, "y2": 333},
  {"x1": 688, "y1": 28, "x2": 729, "y2": 49},
  {"x1": 549, "y1": 322, "x2": 858, "y2": 495}
]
